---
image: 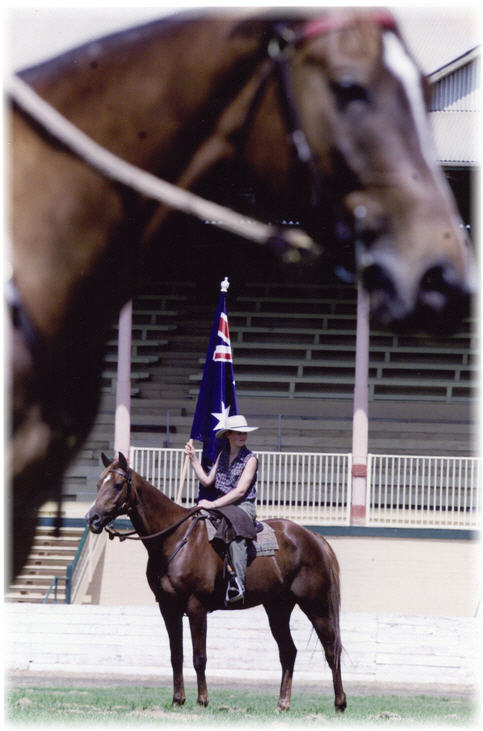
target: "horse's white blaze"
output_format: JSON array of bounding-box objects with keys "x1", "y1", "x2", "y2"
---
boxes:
[
  {"x1": 100, "y1": 474, "x2": 112, "y2": 490},
  {"x1": 382, "y1": 32, "x2": 441, "y2": 178},
  {"x1": 383, "y1": 32, "x2": 471, "y2": 270}
]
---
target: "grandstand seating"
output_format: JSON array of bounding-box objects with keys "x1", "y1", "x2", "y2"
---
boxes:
[{"x1": 57, "y1": 278, "x2": 476, "y2": 503}]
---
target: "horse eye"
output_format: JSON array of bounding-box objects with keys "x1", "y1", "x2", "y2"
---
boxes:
[{"x1": 330, "y1": 80, "x2": 369, "y2": 109}]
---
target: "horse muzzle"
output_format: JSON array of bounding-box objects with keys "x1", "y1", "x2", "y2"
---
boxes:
[
  {"x1": 360, "y1": 257, "x2": 473, "y2": 334},
  {"x1": 85, "y1": 507, "x2": 108, "y2": 534}
]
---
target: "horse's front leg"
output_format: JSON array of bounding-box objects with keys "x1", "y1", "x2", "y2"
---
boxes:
[
  {"x1": 264, "y1": 600, "x2": 297, "y2": 712},
  {"x1": 187, "y1": 596, "x2": 209, "y2": 707},
  {"x1": 159, "y1": 601, "x2": 186, "y2": 706}
]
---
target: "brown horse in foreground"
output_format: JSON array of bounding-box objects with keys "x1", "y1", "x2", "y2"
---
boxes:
[
  {"x1": 9, "y1": 9, "x2": 474, "y2": 580},
  {"x1": 86, "y1": 453, "x2": 346, "y2": 713}
]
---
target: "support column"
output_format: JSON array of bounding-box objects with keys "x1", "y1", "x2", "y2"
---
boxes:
[
  {"x1": 114, "y1": 300, "x2": 132, "y2": 458},
  {"x1": 351, "y1": 282, "x2": 370, "y2": 525}
]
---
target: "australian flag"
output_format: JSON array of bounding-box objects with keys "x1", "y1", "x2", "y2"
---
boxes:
[{"x1": 190, "y1": 278, "x2": 238, "y2": 491}]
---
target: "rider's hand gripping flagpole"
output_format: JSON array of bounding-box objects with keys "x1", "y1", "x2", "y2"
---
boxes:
[
  {"x1": 176, "y1": 277, "x2": 238, "y2": 504},
  {"x1": 176, "y1": 439, "x2": 193, "y2": 504}
]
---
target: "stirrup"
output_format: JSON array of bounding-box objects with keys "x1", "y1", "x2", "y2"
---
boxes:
[{"x1": 225, "y1": 574, "x2": 245, "y2": 605}]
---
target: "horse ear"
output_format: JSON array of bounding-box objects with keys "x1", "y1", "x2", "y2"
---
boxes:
[
  {"x1": 101, "y1": 452, "x2": 113, "y2": 468},
  {"x1": 118, "y1": 452, "x2": 128, "y2": 472}
]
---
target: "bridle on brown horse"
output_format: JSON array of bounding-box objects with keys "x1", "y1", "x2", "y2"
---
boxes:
[{"x1": 101, "y1": 467, "x2": 203, "y2": 547}]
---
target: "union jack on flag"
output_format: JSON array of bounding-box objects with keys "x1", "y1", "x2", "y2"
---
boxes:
[{"x1": 190, "y1": 278, "x2": 238, "y2": 490}]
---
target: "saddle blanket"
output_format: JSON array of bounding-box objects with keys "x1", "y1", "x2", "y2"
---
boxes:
[{"x1": 204, "y1": 517, "x2": 278, "y2": 557}]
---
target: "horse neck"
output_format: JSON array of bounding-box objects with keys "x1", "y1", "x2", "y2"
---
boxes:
[
  {"x1": 129, "y1": 472, "x2": 188, "y2": 537},
  {"x1": 21, "y1": 15, "x2": 265, "y2": 176},
  {"x1": 14, "y1": 15, "x2": 264, "y2": 341}
]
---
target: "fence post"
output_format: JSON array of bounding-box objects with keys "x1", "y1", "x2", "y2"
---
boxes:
[{"x1": 351, "y1": 281, "x2": 370, "y2": 525}]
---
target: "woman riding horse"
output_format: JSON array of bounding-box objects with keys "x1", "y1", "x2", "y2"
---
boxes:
[{"x1": 185, "y1": 414, "x2": 259, "y2": 603}]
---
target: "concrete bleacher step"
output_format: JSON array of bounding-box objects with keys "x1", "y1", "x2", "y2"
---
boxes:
[
  {"x1": 6, "y1": 590, "x2": 66, "y2": 604},
  {"x1": 6, "y1": 525, "x2": 85, "y2": 603}
]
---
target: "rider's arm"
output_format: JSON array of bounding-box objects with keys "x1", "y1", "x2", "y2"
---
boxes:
[{"x1": 185, "y1": 443, "x2": 220, "y2": 487}]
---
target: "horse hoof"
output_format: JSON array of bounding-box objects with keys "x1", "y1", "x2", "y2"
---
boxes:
[
  {"x1": 275, "y1": 702, "x2": 290, "y2": 713},
  {"x1": 172, "y1": 698, "x2": 185, "y2": 707},
  {"x1": 197, "y1": 698, "x2": 209, "y2": 707}
]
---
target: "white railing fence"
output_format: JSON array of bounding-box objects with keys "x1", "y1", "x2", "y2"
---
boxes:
[
  {"x1": 130, "y1": 447, "x2": 480, "y2": 530},
  {"x1": 367, "y1": 454, "x2": 481, "y2": 529},
  {"x1": 130, "y1": 447, "x2": 352, "y2": 525}
]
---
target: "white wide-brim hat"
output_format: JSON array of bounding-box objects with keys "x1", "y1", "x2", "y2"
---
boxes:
[{"x1": 216, "y1": 414, "x2": 259, "y2": 439}]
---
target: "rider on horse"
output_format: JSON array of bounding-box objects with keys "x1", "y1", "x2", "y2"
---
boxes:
[{"x1": 185, "y1": 414, "x2": 258, "y2": 603}]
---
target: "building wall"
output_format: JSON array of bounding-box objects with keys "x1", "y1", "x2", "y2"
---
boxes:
[{"x1": 86, "y1": 530, "x2": 479, "y2": 618}]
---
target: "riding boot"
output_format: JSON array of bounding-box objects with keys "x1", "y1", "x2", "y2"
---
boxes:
[
  {"x1": 225, "y1": 563, "x2": 245, "y2": 605},
  {"x1": 225, "y1": 537, "x2": 247, "y2": 603}
]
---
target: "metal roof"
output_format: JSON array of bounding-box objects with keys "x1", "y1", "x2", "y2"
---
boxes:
[
  {"x1": 394, "y1": 7, "x2": 480, "y2": 167},
  {"x1": 394, "y1": 7, "x2": 480, "y2": 76}
]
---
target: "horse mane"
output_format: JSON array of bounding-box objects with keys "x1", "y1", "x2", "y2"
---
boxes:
[{"x1": 131, "y1": 467, "x2": 188, "y2": 517}]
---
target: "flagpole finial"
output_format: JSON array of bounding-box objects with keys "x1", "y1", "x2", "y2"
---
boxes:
[{"x1": 220, "y1": 277, "x2": 229, "y2": 292}]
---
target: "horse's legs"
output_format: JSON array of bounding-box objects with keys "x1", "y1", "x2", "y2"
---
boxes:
[
  {"x1": 264, "y1": 600, "x2": 297, "y2": 711},
  {"x1": 300, "y1": 605, "x2": 346, "y2": 713},
  {"x1": 187, "y1": 597, "x2": 209, "y2": 707},
  {"x1": 158, "y1": 601, "x2": 186, "y2": 706}
]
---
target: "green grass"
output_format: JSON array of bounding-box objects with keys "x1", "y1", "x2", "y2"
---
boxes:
[{"x1": 6, "y1": 686, "x2": 477, "y2": 727}]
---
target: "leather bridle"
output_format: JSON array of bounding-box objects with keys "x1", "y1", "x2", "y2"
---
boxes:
[
  {"x1": 105, "y1": 467, "x2": 136, "y2": 519},
  {"x1": 99, "y1": 467, "x2": 203, "y2": 543},
  {"x1": 231, "y1": 10, "x2": 399, "y2": 270}
]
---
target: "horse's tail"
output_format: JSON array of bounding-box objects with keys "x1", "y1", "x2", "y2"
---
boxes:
[{"x1": 319, "y1": 536, "x2": 343, "y2": 670}]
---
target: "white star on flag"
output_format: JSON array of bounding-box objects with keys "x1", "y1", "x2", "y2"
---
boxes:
[{"x1": 211, "y1": 402, "x2": 231, "y2": 432}]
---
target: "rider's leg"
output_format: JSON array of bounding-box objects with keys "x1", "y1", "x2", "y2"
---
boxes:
[{"x1": 226, "y1": 501, "x2": 256, "y2": 603}]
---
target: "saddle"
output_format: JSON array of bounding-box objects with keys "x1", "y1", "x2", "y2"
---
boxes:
[{"x1": 202, "y1": 505, "x2": 278, "y2": 557}]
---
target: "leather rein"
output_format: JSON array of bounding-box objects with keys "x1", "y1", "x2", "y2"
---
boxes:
[{"x1": 102, "y1": 467, "x2": 203, "y2": 544}]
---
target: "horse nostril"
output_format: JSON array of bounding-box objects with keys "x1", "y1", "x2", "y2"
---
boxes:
[
  {"x1": 360, "y1": 263, "x2": 396, "y2": 297},
  {"x1": 418, "y1": 264, "x2": 470, "y2": 333},
  {"x1": 86, "y1": 510, "x2": 102, "y2": 530},
  {"x1": 421, "y1": 265, "x2": 447, "y2": 292},
  {"x1": 419, "y1": 264, "x2": 463, "y2": 311}
]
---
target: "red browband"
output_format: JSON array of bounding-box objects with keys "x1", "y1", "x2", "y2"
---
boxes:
[{"x1": 300, "y1": 10, "x2": 398, "y2": 43}]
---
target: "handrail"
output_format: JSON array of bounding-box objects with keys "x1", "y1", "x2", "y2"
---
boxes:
[
  {"x1": 65, "y1": 525, "x2": 90, "y2": 604},
  {"x1": 42, "y1": 526, "x2": 90, "y2": 604},
  {"x1": 43, "y1": 575, "x2": 60, "y2": 604}
]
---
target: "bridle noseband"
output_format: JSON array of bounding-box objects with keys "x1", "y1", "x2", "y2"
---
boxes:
[{"x1": 104, "y1": 467, "x2": 136, "y2": 521}]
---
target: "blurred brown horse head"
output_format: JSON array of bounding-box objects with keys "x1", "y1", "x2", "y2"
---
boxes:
[{"x1": 8, "y1": 9, "x2": 473, "y2": 579}]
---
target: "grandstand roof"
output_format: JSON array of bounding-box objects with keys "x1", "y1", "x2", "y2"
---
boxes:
[
  {"x1": 393, "y1": 7, "x2": 479, "y2": 76},
  {"x1": 394, "y1": 7, "x2": 480, "y2": 167}
]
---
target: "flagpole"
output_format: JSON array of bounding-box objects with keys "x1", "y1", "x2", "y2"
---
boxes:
[
  {"x1": 176, "y1": 277, "x2": 232, "y2": 504},
  {"x1": 176, "y1": 439, "x2": 192, "y2": 504}
]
